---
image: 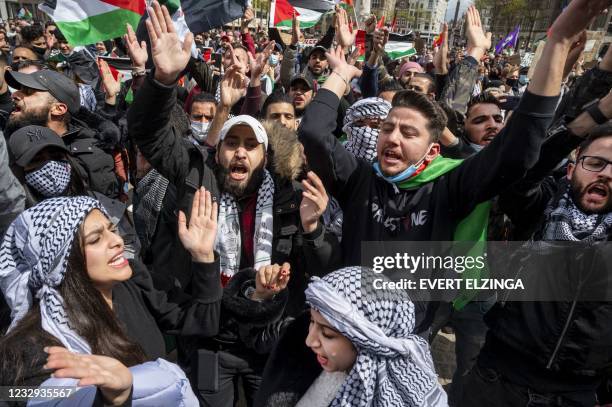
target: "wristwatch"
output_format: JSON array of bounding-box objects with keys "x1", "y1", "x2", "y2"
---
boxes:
[{"x1": 582, "y1": 99, "x2": 609, "y2": 125}]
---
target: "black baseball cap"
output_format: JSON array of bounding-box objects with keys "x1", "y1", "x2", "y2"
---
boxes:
[
  {"x1": 5, "y1": 69, "x2": 80, "y2": 114},
  {"x1": 9, "y1": 125, "x2": 69, "y2": 167},
  {"x1": 308, "y1": 46, "x2": 327, "y2": 58},
  {"x1": 290, "y1": 73, "x2": 316, "y2": 91}
]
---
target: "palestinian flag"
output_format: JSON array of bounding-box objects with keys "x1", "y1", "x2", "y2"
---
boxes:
[
  {"x1": 385, "y1": 41, "x2": 416, "y2": 60},
  {"x1": 271, "y1": 0, "x2": 323, "y2": 29},
  {"x1": 39, "y1": 0, "x2": 145, "y2": 47},
  {"x1": 355, "y1": 29, "x2": 365, "y2": 62}
]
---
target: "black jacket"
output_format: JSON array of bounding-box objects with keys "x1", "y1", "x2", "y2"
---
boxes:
[
  {"x1": 298, "y1": 88, "x2": 559, "y2": 331},
  {"x1": 254, "y1": 312, "x2": 322, "y2": 407},
  {"x1": 61, "y1": 112, "x2": 121, "y2": 199},
  {"x1": 479, "y1": 119, "x2": 612, "y2": 396},
  {"x1": 127, "y1": 74, "x2": 341, "y2": 317}
]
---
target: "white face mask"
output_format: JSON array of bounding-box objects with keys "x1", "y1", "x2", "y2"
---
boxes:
[{"x1": 191, "y1": 121, "x2": 211, "y2": 143}]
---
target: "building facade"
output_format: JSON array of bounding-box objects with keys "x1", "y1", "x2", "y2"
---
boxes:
[
  {"x1": 370, "y1": 0, "x2": 448, "y2": 41},
  {"x1": 0, "y1": 0, "x2": 45, "y2": 21}
]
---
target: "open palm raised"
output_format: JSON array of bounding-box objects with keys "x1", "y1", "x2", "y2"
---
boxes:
[{"x1": 145, "y1": 1, "x2": 193, "y2": 85}]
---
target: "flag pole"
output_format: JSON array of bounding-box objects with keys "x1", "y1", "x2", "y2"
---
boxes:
[{"x1": 268, "y1": 0, "x2": 275, "y2": 28}]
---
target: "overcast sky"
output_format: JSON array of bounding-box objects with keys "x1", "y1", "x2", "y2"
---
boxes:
[{"x1": 445, "y1": 0, "x2": 473, "y2": 21}]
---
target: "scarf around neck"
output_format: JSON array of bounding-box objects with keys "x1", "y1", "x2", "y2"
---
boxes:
[
  {"x1": 376, "y1": 155, "x2": 492, "y2": 309},
  {"x1": 215, "y1": 169, "x2": 275, "y2": 283},
  {"x1": 542, "y1": 182, "x2": 612, "y2": 242}
]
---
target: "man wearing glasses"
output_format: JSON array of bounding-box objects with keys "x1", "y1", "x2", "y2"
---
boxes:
[{"x1": 461, "y1": 86, "x2": 612, "y2": 406}]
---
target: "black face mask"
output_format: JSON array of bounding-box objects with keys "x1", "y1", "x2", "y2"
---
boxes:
[
  {"x1": 33, "y1": 45, "x2": 46, "y2": 56},
  {"x1": 506, "y1": 78, "x2": 518, "y2": 88}
]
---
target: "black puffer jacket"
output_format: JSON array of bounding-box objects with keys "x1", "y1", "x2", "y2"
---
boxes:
[{"x1": 62, "y1": 109, "x2": 122, "y2": 199}]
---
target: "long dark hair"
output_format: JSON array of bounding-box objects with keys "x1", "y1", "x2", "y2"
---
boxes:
[{"x1": 0, "y1": 226, "x2": 146, "y2": 385}]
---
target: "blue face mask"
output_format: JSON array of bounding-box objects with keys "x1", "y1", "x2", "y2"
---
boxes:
[
  {"x1": 373, "y1": 145, "x2": 432, "y2": 184},
  {"x1": 268, "y1": 54, "x2": 279, "y2": 66},
  {"x1": 519, "y1": 74, "x2": 529, "y2": 86}
]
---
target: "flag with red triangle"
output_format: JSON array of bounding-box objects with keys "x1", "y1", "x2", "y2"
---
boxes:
[{"x1": 376, "y1": 14, "x2": 385, "y2": 29}]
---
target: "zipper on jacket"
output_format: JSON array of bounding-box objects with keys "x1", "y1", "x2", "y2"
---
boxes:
[{"x1": 546, "y1": 298, "x2": 577, "y2": 369}]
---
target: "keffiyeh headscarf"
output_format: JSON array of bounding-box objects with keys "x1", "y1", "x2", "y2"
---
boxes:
[
  {"x1": 305, "y1": 267, "x2": 447, "y2": 407},
  {"x1": 0, "y1": 196, "x2": 105, "y2": 354},
  {"x1": 343, "y1": 98, "x2": 391, "y2": 162}
]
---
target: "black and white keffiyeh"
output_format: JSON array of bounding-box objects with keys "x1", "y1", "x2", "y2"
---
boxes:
[
  {"x1": 0, "y1": 196, "x2": 105, "y2": 354},
  {"x1": 133, "y1": 169, "x2": 170, "y2": 252},
  {"x1": 305, "y1": 267, "x2": 447, "y2": 407},
  {"x1": 343, "y1": 98, "x2": 391, "y2": 162},
  {"x1": 215, "y1": 169, "x2": 275, "y2": 281},
  {"x1": 25, "y1": 160, "x2": 72, "y2": 197},
  {"x1": 542, "y1": 184, "x2": 612, "y2": 242}
]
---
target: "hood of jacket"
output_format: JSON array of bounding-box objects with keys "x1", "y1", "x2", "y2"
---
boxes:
[{"x1": 264, "y1": 120, "x2": 304, "y2": 182}]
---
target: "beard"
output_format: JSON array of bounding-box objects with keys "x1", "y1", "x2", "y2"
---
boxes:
[
  {"x1": 570, "y1": 176, "x2": 612, "y2": 215},
  {"x1": 216, "y1": 162, "x2": 265, "y2": 199},
  {"x1": 5, "y1": 106, "x2": 50, "y2": 138}
]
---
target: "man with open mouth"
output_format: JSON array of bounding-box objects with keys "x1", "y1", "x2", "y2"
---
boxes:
[{"x1": 127, "y1": 3, "x2": 340, "y2": 404}]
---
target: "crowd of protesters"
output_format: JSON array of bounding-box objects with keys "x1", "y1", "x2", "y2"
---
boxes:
[{"x1": 0, "y1": 0, "x2": 611, "y2": 406}]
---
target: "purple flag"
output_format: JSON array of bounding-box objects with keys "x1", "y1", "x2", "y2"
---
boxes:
[{"x1": 495, "y1": 26, "x2": 520, "y2": 54}]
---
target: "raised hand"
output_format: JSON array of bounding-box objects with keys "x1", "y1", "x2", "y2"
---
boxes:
[
  {"x1": 98, "y1": 59, "x2": 121, "y2": 103},
  {"x1": 335, "y1": 5, "x2": 356, "y2": 49},
  {"x1": 250, "y1": 40, "x2": 276, "y2": 80},
  {"x1": 44, "y1": 347, "x2": 132, "y2": 406},
  {"x1": 550, "y1": 0, "x2": 611, "y2": 43},
  {"x1": 300, "y1": 171, "x2": 329, "y2": 233},
  {"x1": 221, "y1": 64, "x2": 248, "y2": 108},
  {"x1": 145, "y1": 0, "x2": 193, "y2": 85},
  {"x1": 364, "y1": 14, "x2": 377, "y2": 34},
  {"x1": 372, "y1": 28, "x2": 388, "y2": 55},
  {"x1": 291, "y1": 12, "x2": 301, "y2": 46},
  {"x1": 124, "y1": 23, "x2": 148, "y2": 70},
  {"x1": 242, "y1": 7, "x2": 255, "y2": 31},
  {"x1": 465, "y1": 5, "x2": 491, "y2": 61},
  {"x1": 253, "y1": 263, "x2": 291, "y2": 301},
  {"x1": 563, "y1": 31, "x2": 587, "y2": 80},
  {"x1": 326, "y1": 45, "x2": 362, "y2": 82},
  {"x1": 433, "y1": 22, "x2": 449, "y2": 74},
  {"x1": 346, "y1": 47, "x2": 361, "y2": 67},
  {"x1": 178, "y1": 187, "x2": 218, "y2": 263}
]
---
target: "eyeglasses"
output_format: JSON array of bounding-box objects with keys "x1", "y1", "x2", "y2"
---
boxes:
[{"x1": 579, "y1": 155, "x2": 612, "y2": 173}]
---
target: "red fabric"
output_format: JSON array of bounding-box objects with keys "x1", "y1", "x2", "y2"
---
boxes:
[
  {"x1": 184, "y1": 85, "x2": 201, "y2": 113},
  {"x1": 273, "y1": 0, "x2": 298, "y2": 26},
  {"x1": 242, "y1": 30, "x2": 256, "y2": 57},
  {"x1": 100, "y1": 0, "x2": 145, "y2": 15},
  {"x1": 240, "y1": 194, "x2": 257, "y2": 269},
  {"x1": 376, "y1": 15, "x2": 385, "y2": 29},
  {"x1": 113, "y1": 148, "x2": 128, "y2": 183},
  {"x1": 355, "y1": 30, "x2": 366, "y2": 57}
]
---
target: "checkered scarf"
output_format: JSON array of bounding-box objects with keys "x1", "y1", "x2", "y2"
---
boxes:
[
  {"x1": 215, "y1": 170, "x2": 275, "y2": 282},
  {"x1": 542, "y1": 183, "x2": 612, "y2": 242},
  {"x1": 343, "y1": 98, "x2": 391, "y2": 162},
  {"x1": 25, "y1": 160, "x2": 72, "y2": 197},
  {"x1": 0, "y1": 196, "x2": 104, "y2": 354},
  {"x1": 305, "y1": 267, "x2": 447, "y2": 407}
]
